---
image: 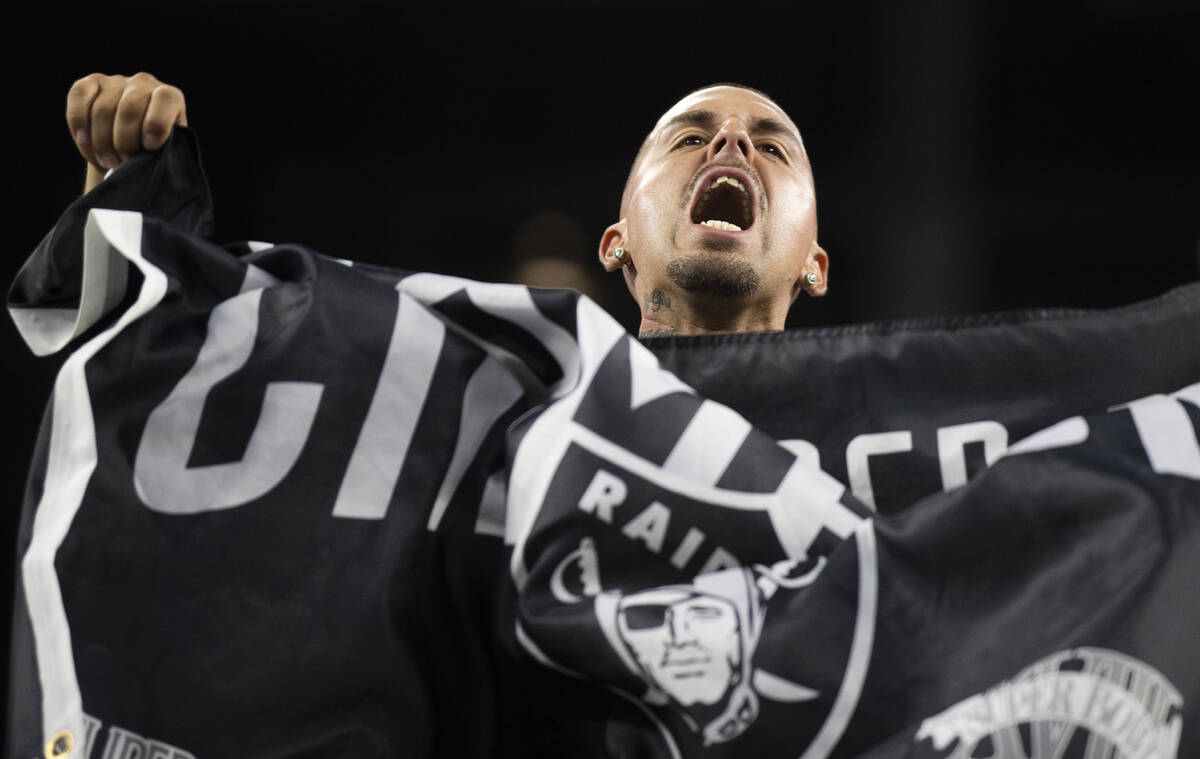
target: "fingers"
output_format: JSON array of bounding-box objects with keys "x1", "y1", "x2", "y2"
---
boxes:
[
  {"x1": 66, "y1": 72, "x2": 187, "y2": 171},
  {"x1": 142, "y1": 83, "x2": 187, "y2": 150},
  {"x1": 83, "y1": 74, "x2": 127, "y2": 170},
  {"x1": 66, "y1": 73, "x2": 105, "y2": 168},
  {"x1": 111, "y1": 80, "x2": 152, "y2": 163}
]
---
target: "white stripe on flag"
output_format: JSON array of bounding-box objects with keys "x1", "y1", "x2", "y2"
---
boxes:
[{"x1": 660, "y1": 400, "x2": 752, "y2": 487}]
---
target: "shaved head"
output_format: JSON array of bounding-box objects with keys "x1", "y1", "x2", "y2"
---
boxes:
[{"x1": 620, "y1": 83, "x2": 811, "y2": 218}]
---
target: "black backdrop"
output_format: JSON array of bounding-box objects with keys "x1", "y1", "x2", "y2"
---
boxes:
[{"x1": 5, "y1": 0, "x2": 1199, "y2": 728}]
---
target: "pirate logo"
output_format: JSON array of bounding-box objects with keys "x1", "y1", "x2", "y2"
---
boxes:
[{"x1": 595, "y1": 561, "x2": 823, "y2": 746}]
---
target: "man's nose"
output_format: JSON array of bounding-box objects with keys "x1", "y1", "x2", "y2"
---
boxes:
[
  {"x1": 706, "y1": 120, "x2": 755, "y2": 163},
  {"x1": 667, "y1": 609, "x2": 694, "y2": 645}
]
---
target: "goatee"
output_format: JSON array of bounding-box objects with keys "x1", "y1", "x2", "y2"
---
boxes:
[{"x1": 666, "y1": 255, "x2": 760, "y2": 298}]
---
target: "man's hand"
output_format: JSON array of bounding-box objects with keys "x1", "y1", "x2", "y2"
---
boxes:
[{"x1": 67, "y1": 72, "x2": 187, "y2": 193}]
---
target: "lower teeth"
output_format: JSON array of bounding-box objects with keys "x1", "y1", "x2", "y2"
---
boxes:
[{"x1": 702, "y1": 220, "x2": 742, "y2": 232}]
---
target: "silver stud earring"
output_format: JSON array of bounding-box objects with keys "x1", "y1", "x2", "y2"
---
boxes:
[
  {"x1": 805, "y1": 272, "x2": 818, "y2": 285},
  {"x1": 614, "y1": 247, "x2": 630, "y2": 266}
]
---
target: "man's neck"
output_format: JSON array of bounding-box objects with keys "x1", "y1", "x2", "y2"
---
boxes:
[{"x1": 636, "y1": 287, "x2": 786, "y2": 337}]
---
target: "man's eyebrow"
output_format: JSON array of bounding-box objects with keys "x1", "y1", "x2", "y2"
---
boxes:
[
  {"x1": 749, "y1": 116, "x2": 802, "y2": 146},
  {"x1": 658, "y1": 109, "x2": 718, "y2": 136}
]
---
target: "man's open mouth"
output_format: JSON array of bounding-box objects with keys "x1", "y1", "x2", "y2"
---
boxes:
[{"x1": 689, "y1": 170, "x2": 756, "y2": 232}]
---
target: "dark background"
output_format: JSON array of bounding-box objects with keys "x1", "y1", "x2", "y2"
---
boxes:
[{"x1": 5, "y1": 0, "x2": 1199, "y2": 721}]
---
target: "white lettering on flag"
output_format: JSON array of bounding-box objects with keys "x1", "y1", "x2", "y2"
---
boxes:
[
  {"x1": 846, "y1": 431, "x2": 912, "y2": 511},
  {"x1": 333, "y1": 292, "x2": 444, "y2": 519},
  {"x1": 135, "y1": 279, "x2": 323, "y2": 514},
  {"x1": 1123, "y1": 386, "x2": 1200, "y2": 480},
  {"x1": 937, "y1": 420, "x2": 1008, "y2": 491}
]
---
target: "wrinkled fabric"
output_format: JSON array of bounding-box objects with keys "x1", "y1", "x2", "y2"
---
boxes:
[{"x1": 7, "y1": 129, "x2": 1198, "y2": 759}]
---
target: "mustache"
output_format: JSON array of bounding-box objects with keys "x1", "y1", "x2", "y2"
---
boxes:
[{"x1": 681, "y1": 160, "x2": 767, "y2": 214}]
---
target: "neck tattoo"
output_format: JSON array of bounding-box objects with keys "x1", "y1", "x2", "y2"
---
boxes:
[
  {"x1": 644, "y1": 289, "x2": 672, "y2": 313},
  {"x1": 639, "y1": 328, "x2": 677, "y2": 339}
]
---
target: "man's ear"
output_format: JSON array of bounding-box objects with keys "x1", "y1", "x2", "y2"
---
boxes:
[
  {"x1": 808, "y1": 244, "x2": 829, "y2": 295},
  {"x1": 598, "y1": 221, "x2": 629, "y2": 272},
  {"x1": 794, "y1": 243, "x2": 830, "y2": 300}
]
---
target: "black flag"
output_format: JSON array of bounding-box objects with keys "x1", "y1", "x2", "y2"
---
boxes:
[{"x1": 7, "y1": 129, "x2": 1198, "y2": 759}]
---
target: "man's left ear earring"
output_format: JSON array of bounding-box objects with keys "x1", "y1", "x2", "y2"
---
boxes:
[
  {"x1": 614, "y1": 247, "x2": 631, "y2": 267},
  {"x1": 805, "y1": 272, "x2": 818, "y2": 285}
]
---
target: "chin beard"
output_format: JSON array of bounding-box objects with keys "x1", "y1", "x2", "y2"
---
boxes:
[{"x1": 666, "y1": 255, "x2": 760, "y2": 298}]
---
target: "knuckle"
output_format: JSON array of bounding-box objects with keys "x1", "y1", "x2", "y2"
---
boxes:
[
  {"x1": 153, "y1": 84, "x2": 186, "y2": 110},
  {"x1": 68, "y1": 74, "x2": 100, "y2": 99},
  {"x1": 130, "y1": 71, "x2": 157, "y2": 83}
]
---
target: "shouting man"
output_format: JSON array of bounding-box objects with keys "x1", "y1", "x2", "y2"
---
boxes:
[{"x1": 598, "y1": 84, "x2": 829, "y2": 337}]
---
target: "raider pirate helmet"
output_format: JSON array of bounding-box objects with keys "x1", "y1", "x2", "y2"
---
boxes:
[{"x1": 595, "y1": 562, "x2": 820, "y2": 745}]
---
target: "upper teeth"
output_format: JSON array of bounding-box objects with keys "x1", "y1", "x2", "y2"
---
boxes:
[
  {"x1": 711, "y1": 176, "x2": 745, "y2": 191},
  {"x1": 702, "y1": 220, "x2": 742, "y2": 231}
]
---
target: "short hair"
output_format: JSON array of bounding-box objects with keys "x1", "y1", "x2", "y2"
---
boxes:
[{"x1": 619, "y1": 83, "x2": 789, "y2": 217}]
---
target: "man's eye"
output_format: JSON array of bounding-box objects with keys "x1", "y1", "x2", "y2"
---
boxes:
[
  {"x1": 678, "y1": 135, "x2": 705, "y2": 148},
  {"x1": 759, "y1": 143, "x2": 784, "y2": 158}
]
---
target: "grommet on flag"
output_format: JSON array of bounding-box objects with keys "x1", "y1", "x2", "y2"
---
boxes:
[{"x1": 46, "y1": 729, "x2": 73, "y2": 759}]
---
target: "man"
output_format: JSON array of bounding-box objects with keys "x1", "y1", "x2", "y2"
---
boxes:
[
  {"x1": 598, "y1": 84, "x2": 829, "y2": 337},
  {"x1": 29, "y1": 72, "x2": 1200, "y2": 759},
  {"x1": 12, "y1": 72, "x2": 846, "y2": 759},
  {"x1": 66, "y1": 74, "x2": 828, "y2": 337}
]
